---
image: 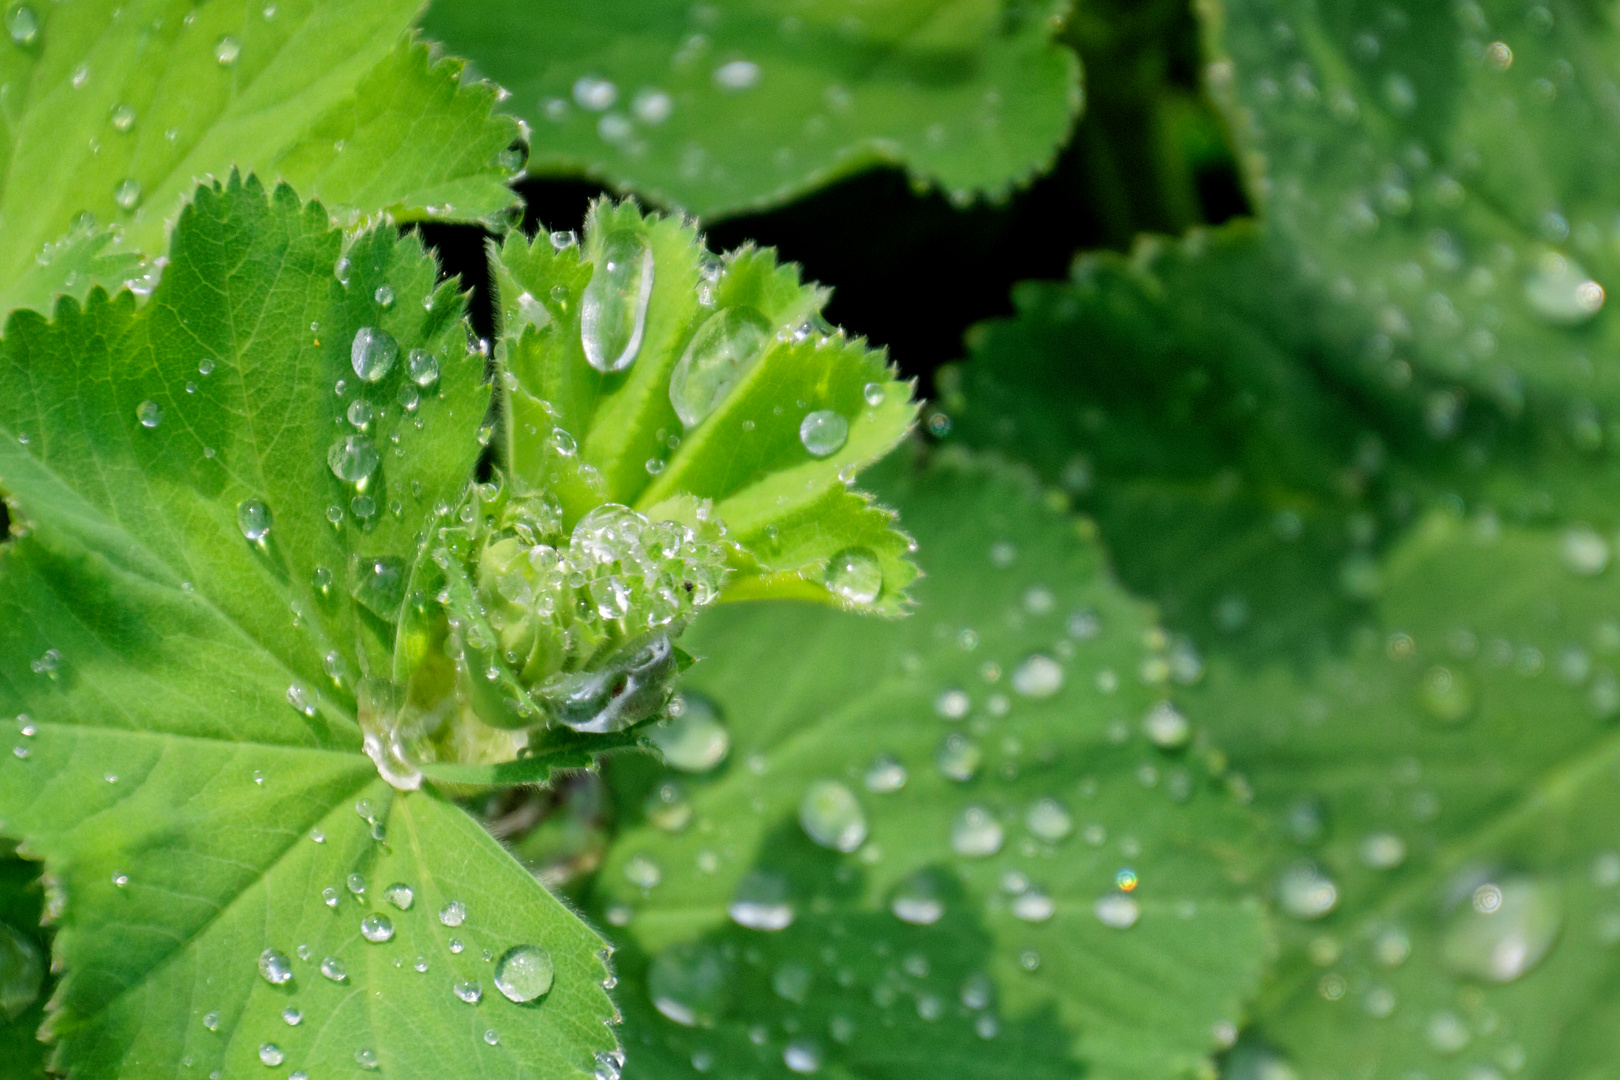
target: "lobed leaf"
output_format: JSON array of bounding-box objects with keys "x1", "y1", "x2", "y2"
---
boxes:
[
  {"x1": 0, "y1": 174, "x2": 616, "y2": 1078},
  {"x1": 590, "y1": 450, "x2": 1270, "y2": 1080},
  {"x1": 422, "y1": 0, "x2": 1083, "y2": 218}
]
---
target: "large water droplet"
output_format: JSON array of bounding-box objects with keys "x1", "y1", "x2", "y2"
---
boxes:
[
  {"x1": 6, "y1": 5, "x2": 39, "y2": 46},
  {"x1": 890, "y1": 871, "x2": 945, "y2": 925},
  {"x1": 825, "y1": 547, "x2": 882, "y2": 605},
  {"x1": 798, "y1": 410, "x2": 848, "y2": 457},
  {"x1": 360, "y1": 913, "x2": 394, "y2": 943},
  {"x1": 648, "y1": 942, "x2": 727, "y2": 1027},
  {"x1": 259, "y1": 1043, "x2": 285, "y2": 1067},
  {"x1": 1524, "y1": 251, "x2": 1604, "y2": 324},
  {"x1": 328, "y1": 434, "x2": 380, "y2": 483},
  {"x1": 406, "y1": 348, "x2": 439, "y2": 387},
  {"x1": 951, "y1": 806, "x2": 1003, "y2": 857},
  {"x1": 136, "y1": 400, "x2": 162, "y2": 428},
  {"x1": 351, "y1": 327, "x2": 398, "y2": 382},
  {"x1": 493, "y1": 944, "x2": 554, "y2": 1003},
  {"x1": 798, "y1": 779, "x2": 867, "y2": 852},
  {"x1": 320, "y1": 956, "x2": 348, "y2": 982},
  {"x1": 1440, "y1": 875, "x2": 1561, "y2": 982},
  {"x1": 383, "y1": 883, "x2": 413, "y2": 910},
  {"x1": 581, "y1": 230, "x2": 654, "y2": 373},
  {"x1": 668, "y1": 306, "x2": 772, "y2": 426},
  {"x1": 439, "y1": 900, "x2": 467, "y2": 927},
  {"x1": 258, "y1": 948, "x2": 292, "y2": 985},
  {"x1": 728, "y1": 869, "x2": 794, "y2": 930},
  {"x1": 650, "y1": 695, "x2": 730, "y2": 772},
  {"x1": 237, "y1": 498, "x2": 272, "y2": 542}
]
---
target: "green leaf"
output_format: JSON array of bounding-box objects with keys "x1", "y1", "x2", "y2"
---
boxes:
[
  {"x1": 492, "y1": 201, "x2": 920, "y2": 616},
  {"x1": 0, "y1": 0, "x2": 522, "y2": 316},
  {"x1": 1200, "y1": 0, "x2": 1620, "y2": 412},
  {"x1": 0, "y1": 850, "x2": 49, "y2": 1079},
  {"x1": 0, "y1": 175, "x2": 616, "y2": 1078},
  {"x1": 421, "y1": 0, "x2": 1082, "y2": 217},
  {"x1": 590, "y1": 451, "x2": 1270, "y2": 1080},
  {"x1": 1185, "y1": 510, "x2": 1620, "y2": 1079}
]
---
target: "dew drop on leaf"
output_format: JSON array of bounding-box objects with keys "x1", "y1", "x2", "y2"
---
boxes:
[
  {"x1": 383, "y1": 882, "x2": 413, "y2": 910},
  {"x1": 346, "y1": 399, "x2": 373, "y2": 428},
  {"x1": 135, "y1": 400, "x2": 162, "y2": 428},
  {"x1": 6, "y1": 5, "x2": 38, "y2": 46},
  {"x1": 728, "y1": 869, "x2": 794, "y2": 930},
  {"x1": 1025, "y1": 797, "x2": 1072, "y2": 841},
  {"x1": 1440, "y1": 875, "x2": 1562, "y2": 982},
  {"x1": 110, "y1": 103, "x2": 135, "y2": 132},
  {"x1": 237, "y1": 498, "x2": 272, "y2": 542},
  {"x1": 257, "y1": 948, "x2": 292, "y2": 985},
  {"x1": 649, "y1": 942, "x2": 726, "y2": 1027},
  {"x1": 285, "y1": 682, "x2": 317, "y2": 717},
  {"x1": 783, "y1": 1040, "x2": 821, "y2": 1074},
  {"x1": 373, "y1": 284, "x2": 395, "y2": 309},
  {"x1": 360, "y1": 913, "x2": 394, "y2": 943},
  {"x1": 1010, "y1": 654, "x2": 1064, "y2": 698},
  {"x1": 1561, "y1": 526, "x2": 1609, "y2": 575},
  {"x1": 713, "y1": 59, "x2": 761, "y2": 90},
  {"x1": 864, "y1": 753, "x2": 907, "y2": 793},
  {"x1": 439, "y1": 900, "x2": 467, "y2": 927},
  {"x1": 1093, "y1": 893, "x2": 1140, "y2": 929},
  {"x1": 935, "y1": 733, "x2": 980, "y2": 781},
  {"x1": 890, "y1": 871, "x2": 945, "y2": 925},
  {"x1": 1524, "y1": 251, "x2": 1604, "y2": 325},
  {"x1": 649, "y1": 695, "x2": 730, "y2": 772},
  {"x1": 453, "y1": 978, "x2": 482, "y2": 1004},
  {"x1": 1011, "y1": 888, "x2": 1055, "y2": 923},
  {"x1": 1142, "y1": 701, "x2": 1190, "y2": 747},
  {"x1": 1277, "y1": 863, "x2": 1338, "y2": 920},
  {"x1": 355, "y1": 1048, "x2": 379, "y2": 1071},
  {"x1": 407, "y1": 348, "x2": 439, "y2": 387},
  {"x1": 668, "y1": 306, "x2": 772, "y2": 426},
  {"x1": 281, "y1": 1007, "x2": 301, "y2": 1026},
  {"x1": 258, "y1": 1043, "x2": 284, "y2": 1067},
  {"x1": 798, "y1": 409, "x2": 848, "y2": 457},
  {"x1": 214, "y1": 35, "x2": 241, "y2": 66},
  {"x1": 798, "y1": 779, "x2": 867, "y2": 852},
  {"x1": 581, "y1": 229, "x2": 654, "y2": 373},
  {"x1": 320, "y1": 956, "x2": 348, "y2": 982},
  {"x1": 950, "y1": 805, "x2": 1003, "y2": 857},
  {"x1": 824, "y1": 547, "x2": 882, "y2": 605},
  {"x1": 114, "y1": 178, "x2": 142, "y2": 211},
  {"x1": 1359, "y1": 833, "x2": 1407, "y2": 869},
  {"x1": 202, "y1": 1011, "x2": 220, "y2": 1031},
  {"x1": 327, "y1": 434, "x2": 380, "y2": 482},
  {"x1": 493, "y1": 944, "x2": 555, "y2": 1003},
  {"x1": 351, "y1": 326, "x2": 398, "y2": 382}
]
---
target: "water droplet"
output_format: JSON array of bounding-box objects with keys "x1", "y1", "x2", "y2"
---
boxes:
[
  {"x1": 728, "y1": 869, "x2": 794, "y2": 930},
  {"x1": 360, "y1": 913, "x2": 394, "y2": 943},
  {"x1": 135, "y1": 400, "x2": 162, "y2": 428},
  {"x1": 573, "y1": 76, "x2": 617, "y2": 110},
  {"x1": 351, "y1": 327, "x2": 398, "y2": 382},
  {"x1": 114, "y1": 178, "x2": 142, "y2": 210},
  {"x1": 891, "y1": 871, "x2": 945, "y2": 925},
  {"x1": 1563, "y1": 526, "x2": 1609, "y2": 575},
  {"x1": 798, "y1": 410, "x2": 848, "y2": 457},
  {"x1": 1419, "y1": 665, "x2": 1474, "y2": 724},
  {"x1": 1427, "y1": 1010, "x2": 1470, "y2": 1055},
  {"x1": 1011, "y1": 888, "x2": 1055, "y2": 922},
  {"x1": 237, "y1": 498, "x2": 272, "y2": 542},
  {"x1": 861, "y1": 381, "x2": 886, "y2": 406},
  {"x1": 494, "y1": 944, "x2": 555, "y2": 1003},
  {"x1": 1440, "y1": 874, "x2": 1561, "y2": 982},
  {"x1": 581, "y1": 229, "x2": 654, "y2": 373},
  {"x1": 1011, "y1": 654, "x2": 1064, "y2": 698},
  {"x1": 320, "y1": 956, "x2": 348, "y2": 982},
  {"x1": 453, "y1": 979, "x2": 483, "y2": 1004},
  {"x1": 783, "y1": 1040, "x2": 821, "y2": 1073},
  {"x1": 951, "y1": 806, "x2": 1003, "y2": 857},
  {"x1": 1142, "y1": 701, "x2": 1190, "y2": 747},
  {"x1": 1525, "y1": 251, "x2": 1604, "y2": 324},
  {"x1": 439, "y1": 900, "x2": 467, "y2": 927},
  {"x1": 110, "y1": 103, "x2": 135, "y2": 132},
  {"x1": 373, "y1": 284, "x2": 394, "y2": 309},
  {"x1": 347, "y1": 872, "x2": 366, "y2": 896},
  {"x1": 322, "y1": 887, "x2": 339, "y2": 908},
  {"x1": 935, "y1": 734, "x2": 981, "y2": 781},
  {"x1": 824, "y1": 547, "x2": 882, "y2": 605},
  {"x1": 6, "y1": 5, "x2": 39, "y2": 46},
  {"x1": 864, "y1": 753, "x2": 907, "y2": 793},
  {"x1": 286, "y1": 682, "x2": 317, "y2": 717},
  {"x1": 355, "y1": 1048, "x2": 379, "y2": 1071},
  {"x1": 281, "y1": 1006, "x2": 302, "y2": 1026},
  {"x1": 1025, "y1": 798, "x2": 1073, "y2": 841},
  {"x1": 383, "y1": 882, "x2": 413, "y2": 910},
  {"x1": 1094, "y1": 893, "x2": 1140, "y2": 929},
  {"x1": 935, "y1": 687, "x2": 971, "y2": 720},
  {"x1": 649, "y1": 942, "x2": 727, "y2": 1027},
  {"x1": 483, "y1": 1029, "x2": 499, "y2": 1046},
  {"x1": 1360, "y1": 833, "x2": 1407, "y2": 869},
  {"x1": 258, "y1": 1043, "x2": 284, "y2": 1067},
  {"x1": 650, "y1": 695, "x2": 730, "y2": 772},
  {"x1": 713, "y1": 59, "x2": 761, "y2": 90},
  {"x1": 202, "y1": 1011, "x2": 220, "y2": 1031},
  {"x1": 214, "y1": 35, "x2": 241, "y2": 66},
  {"x1": 258, "y1": 948, "x2": 292, "y2": 985},
  {"x1": 668, "y1": 306, "x2": 772, "y2": 426},
  {"x1": 798, "y1": 779, "x2": 867, "y2": 852},
  {"x1": 111, "y1": 871, "x2": 129, "y2": 887},
  {"x1": 1277, "y1": 863, "x2": 1339, "y2": 920},
  {"x1": 327, "y1": 434, "x2": 380, "y2": 483},
  {"x1": 404, "y1": 348, "x2": 439, "y2": 388},
  {"x1": 346, "y1": 399, "x2": 374, "y2": 428}
]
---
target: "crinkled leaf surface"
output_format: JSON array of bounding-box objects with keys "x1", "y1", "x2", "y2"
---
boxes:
[
  {"x1": 422, "y1": 0, "x2": 1082, "y2": 217},
  {"x1": 1200, "y1": 0, "x2": 1620, "y2": 413},
  {"x1": 592, "y1": 452, "x2": 1269, "y2": 1080},
  {"x1": 0, "y1": 176, "x2": 616, "y2": 1078},
  {"x1": 1187, "y1": 512, "x2": 1620, "y2": 1080},
  {"x1": 0, "y1": 0, "x2": 522, "y2": 315},
  {"x1": 493, "y1": 201, "x2": 919, "y2": 615}
]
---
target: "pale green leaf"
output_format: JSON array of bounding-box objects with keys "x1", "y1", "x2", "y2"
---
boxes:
[
  {"x1": 421, "y1": 0, "x2": 1082, "y2": 218},
  {"x1": 0, "y1": 175, "x2": 616, "y2": 1078},
  {"x1": 591, "y1": 451, "x2": 1269, "y2": 1080},
  {"x1": 0, "y1": 0, "x2": 522, "y2": 316}
]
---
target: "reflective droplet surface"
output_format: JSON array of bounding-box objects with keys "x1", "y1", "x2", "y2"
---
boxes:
[
  {"x1": 259, "y1": 1043, "x2": 284, "y2": 1067},
  {"x1": 1440, "y1": 875, "x2": 1561, "y2": 983},
  {"x1": 114, "y1": 178, "x2": 142, "y2": 210},
  {"x1": 453, "y1": 979, "x2": 483, "y2": 1004},
  {"x1": 890, "y1": 871, "x2": 945, "y2": 925},
  {"x1": 320, "y1": 956, "x2": 348, "y2": 982},
  {"x1": 328, "y1": 435, "x2": 380, "y2": 483},
  {"x1": 360, "y1": 913, "x2": 394, "y2": 943},
  {"x1": 581, "y1": 229, "x2": 654, "y2": 373},
  {"x1": 1010, "y1": 654, "x2": 1064, "y2": 698},
  {"x1": 439, "y1": 900, "x2": 467, "y2": 927},
  {"x1": 824, "y1": 547, "x2": 882, "y2": 605},
  {"x1": 1093, "y1": 893, "x2": 1140, "y2": 929},
  {"x1": 407, "y1": 348, "x2": 439, "y2": 387},
  {"x1": 6, "y1": 5, "x2": 39, "y2": 46},
  {"x1": 1142, "y1": 701, "x2": 1191, "y2": 747},
  {"x1": 237, "y1": 498, "x2": 272, "y2": 542},
  {"x1": 1277, "y1": 863, "x2": 1339, "y2": 920},
  {"x1": 783, "y1": 1040, "x2": 821, "y2": 1074},
  {"x1": 258, "y1": 948, "x2": 292, "y2": 985},
  {"x1": 1011, "y1": 888, "x2": 1056, "y2": 923},
  {"x1": 383, "y1": 882, "x2": 414, "y2": 910},
  {"x1": 669, "y1": 306, "x2": 772, "y2": 426},
  {"x1": 798, "y1": 410, "x2": 848, "y2": 457},
  {"x1": 798, "y1": 779, "x2": 867, "y2": 852},
  {"x1": 650, "y1": 696, "x2": 730, "y2": 772},
  {"x1": 728, "y1": 869, "x2": 794, "y2": 930},
  {"x1": 351, "y1": 327, "x2": 398, "y2": 382},
  {"x1": 950, "y1": 806, "x2": 1003, "y2": 857},
  {"x1": 136, "y1": 400, "x2": 162, "y2": 428},
  {"x1": 1524, "y1": 251, "x2": 1604, "y2": 324},
  {"x1": 493, "y1": 944, "x2": 555, "y2": 1003},
  {"x1": 864, "y1": 753, "x2": 907, "y2": 793},
  {"x1": 648, "y1": 942, "x2": 726, "y2": 1027},
  {"x1": 214, "y1": 35, "x2": 241, "y2": 66},
  {"x1": 1025, "y1": 798, "x2": 1073, "y2": 841}
]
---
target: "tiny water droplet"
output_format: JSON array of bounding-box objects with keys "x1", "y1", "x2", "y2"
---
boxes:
[
  {"x1": 1025, "y1": 798, "x2": 1073, "y2": 841},
  {"x1": 110, "y1": 103, "x2": 135, "y2": 132},
  {"x1": 864, "y1": 753, "x2": 907, "y2": 793},
  {"x1": 407, "y1": 348, "x2": 439, "y2": 387},
  {"x1": 320, "y1": 956, "x2": 348, "y2": 982},
  {"x1": 1277, "y1": 863, "x2": 1339, "y2": 920},
  {"x1": 728, "y1": 869, "x2": 794, "y2": 930},
  {"x1": 1093, "y1": 893, "x2": 1140, "y2": 929},
  {"x1": 453, "y1": 978, "x2": 483, "y2": 1004},
  {"x1": 281, "y1": 1006, "x2": 302, "y2": 1026},
  {"x1": 951, "y1": 806, "x2": 1003, "y2": 857},
  {"x1": 373, "y1": 284, "x2": 394, "y2": 309},
  {"x1": 114, "y1": 178, "x2": 142, "y2": 210},
  {"x1": 1011, "y1": 654, "x2": 1064, "y2": 698},
  {"x1": 890, "y1": 872, "x2": 945, "y2": 925}
]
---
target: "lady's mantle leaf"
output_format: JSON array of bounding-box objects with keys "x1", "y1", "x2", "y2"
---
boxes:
[{"x1": 0, "y1": 175, "x2": 616, "y2": 1079}]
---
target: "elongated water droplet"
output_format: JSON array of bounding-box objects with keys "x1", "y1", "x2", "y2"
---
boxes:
[
  {"x1": 669, "y1": 306, "x2": 772, "y2": 426},
  {"x1": 237, "y1": 498, "x2": 272, "y2": 542},
  {"x1": 6, "y1": 5, "x2": 40, "y2": 46},
  {"x1": 351, "y1": 327, "x2": 398, "y2": 382},
  {"x1": 214, "y1": 35, "x2": 241, "y2": 65},
  {"x1": 328, "y1": 434, "x2": 380, "y2": 483},
  {"x1": 1440, "y1": 875, "x2": 1561, "y2": 982},
  {"x1": 799, "y1": 410, "x2": 848, "y2": 457},
  {"x1": 798, "y1": 779, "x2": 867, "y2": 852},
  {"x1": 581, "y1": 230, "x2": 654, "y2": 373},
  {"x1": 1011, "y1": 889, "x2": 1055, "y2": 923},
  {"x1": 114, "y1": 178, "x2": 142, "y2": 211},
  {"x1": 136, "y1": 400, "x2": 162, "y2": 428},
  {"x1": 494, "y1": 944, "x2": 555, "y2": 1003},
  {"x1": 825, "y1": 547, "x2": 881, "y2": 605},
  {"x1": 258, "y1": 948, "x2": 293, "y2": 985},
  {"x1": 1525, "y1": 251, "x2": 1604, "y2": 324}
]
